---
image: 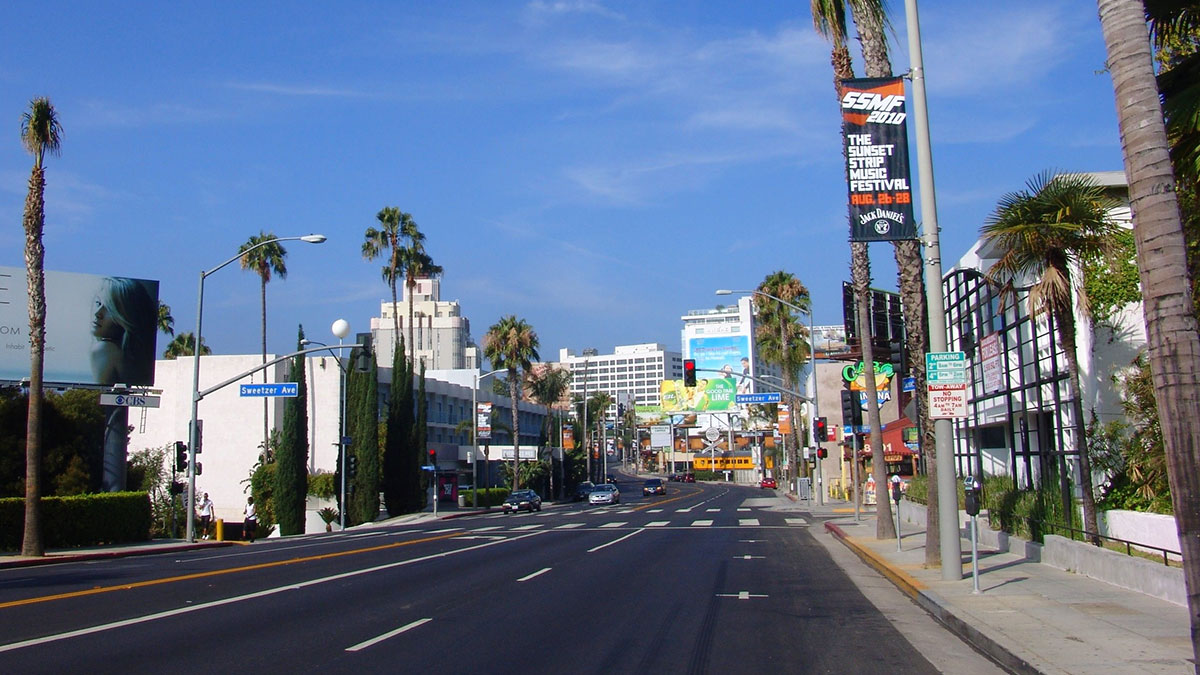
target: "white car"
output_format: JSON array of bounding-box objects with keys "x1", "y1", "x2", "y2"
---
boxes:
[{"x1": 588, "y1": 483, "x2": 620, "y2": 505}]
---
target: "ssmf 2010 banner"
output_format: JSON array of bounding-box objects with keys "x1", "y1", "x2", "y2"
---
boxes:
[{"x1": 840, "y1": 76, "x2": 917, "y2": 242}]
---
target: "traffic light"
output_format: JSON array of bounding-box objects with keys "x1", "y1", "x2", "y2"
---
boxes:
[
  {"x1": 191, "y1": 419, "x2": 203, "y2": 455},
  {"x1": 683, "y1": 359, "x2": 697, "y2": 387},
  {"x1": 169, "y1": 480, "x2": 184, "y2": 495},
  {"x1": 347, "y1": 454, "x2": 358, "y2": 479},
  {"x1": 817, "y1": 447, "x2": 828, "y2": 459},
  {"x1": 428, "y1": 448, "x2": 436, "y2": 465},
  {"x1": 174, "y1": 441, "x2": 188, "y2": 473},
  {"x1": 355, "y1": 336, "x2": 373, "y2": 372},
  {"x1": 814, "y1": 417, "x2": 828, "y2": 442},
  {"x1": 840, "y1": 390, "x2": 863, "y2": 428}
]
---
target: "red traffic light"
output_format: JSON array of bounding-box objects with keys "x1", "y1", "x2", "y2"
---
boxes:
[{"x1": 683, "y1": 359, "x2": 697, "y2": 386}]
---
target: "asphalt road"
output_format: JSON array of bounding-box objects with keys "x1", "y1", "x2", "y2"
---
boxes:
[{"x1": 0, "y1": 475, "x2": 1004, "y2": 674}]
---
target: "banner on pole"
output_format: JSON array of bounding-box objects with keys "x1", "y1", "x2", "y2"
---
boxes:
[
  {"x1": 476, "y1": 402, "x2": 492, "y2": 440},
  {"x1": 840, "y1": 77, "x2": 917, "y2": 242}
]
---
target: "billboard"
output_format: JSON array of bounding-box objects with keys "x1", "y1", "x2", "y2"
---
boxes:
[
  {"x1": 659, "y1": 378, "x2": 736, "y2": 413},
  {"x1": 0, "y1": 266, "x2": 159, "y2": 387},
  {"x1": 840, "y1": 77, "x2": 917, "y2": 241},
  {"x1": 687, "y1": 334, "x2": 752, "y2": 394}
]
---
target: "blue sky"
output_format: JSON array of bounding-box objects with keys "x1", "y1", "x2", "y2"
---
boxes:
[{"x1": 1, "y1": 1, "x2": 1123, "y2": 364}]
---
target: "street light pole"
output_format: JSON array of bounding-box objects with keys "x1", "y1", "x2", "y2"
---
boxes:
[
  {"x1": 186, "y1": 234, "x2": 325, "y2": 543},
  {"x1": 331, "y1": 319, "x2": 351, "y2": 530},
  {"x1": 473, "y1": 368, "x2": 505, "y2": 510}
]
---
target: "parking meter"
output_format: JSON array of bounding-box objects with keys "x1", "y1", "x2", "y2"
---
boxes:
[
  {"x1": 964, "y1": 475, "x2": 982, "y2": 517},
  {"x1": 890, "y1": 474, "x2": 902, "y2": 504}
]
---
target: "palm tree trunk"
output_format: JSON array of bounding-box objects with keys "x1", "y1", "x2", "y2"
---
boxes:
[
  {"x1": 261, "y1": 277, "x2": 269, "y2": 459},
  {"x1": 852, "y1": 241, "x2": 896, "y2": 538},
  {"x1": 1098, "y1": 8, "x2": 1200, "y2": 663},
  {"x1": 510, "y1": 375, "x2": 521, "y2": 489},
  {"x1": 1055, "y1": 306, "x2": 1100, "y2": 544},
  {"x1": 21, "y1": 167, "x2": 46, "y2": 557}
]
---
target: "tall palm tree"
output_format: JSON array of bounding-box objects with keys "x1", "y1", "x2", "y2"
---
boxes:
[
  {"x1": 810, "y1": 0, "x2": 894, "y2": 539},
  {"x1": 239, "y1": 231, "x2": 289, "y2": 458},
  {"x1": 20, "y1": 96, "x2": 62, "y2": 557},
  {"x1": 157, "y1": 302, "x2": 174, "y2": 337},
  {"x1": 399, "y1": 218, "x2": 442, "y2": 368},
  {"x1": 591, "y1": 390, "x2": 614, "y2": 481},
  {"x1": 1098, "y1": 0, "x2": 1200, "y2": 662},
  {"x1": 483, "y1": 316, "x2": 540, "y2": 489},
  {"x1": 363, "y1": 207, "x2": 411, "y2": 357},
  {"x1": 981, "y1": 171, "x2": 1119, "y2": 544},
  {"x1": 163, "y1": 332, "x2": 211, "y2": 360},
  {"x1": 755, "y1": 272, "x2": 811, "y2": 489},
  {"x1": 527, "y1": 365, "x2": 572, "y2": 442}
]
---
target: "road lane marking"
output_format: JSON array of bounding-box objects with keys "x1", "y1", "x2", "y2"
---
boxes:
[
  {"x1": 554, "y1": 523, "x2": 583, "y2": 529},
  {"x1": 785, "y1": 518, "x2": 808, "y2": 526},
  {"x1": 0, "y1": 531, "x2": 470, "y2": 612},
  {"x1": 587, "y1": 529, "x2": 643, "y2": 553},
  {"x1": 739, "y1": 519, "x2": 760, "y2": 526},
  {"x1": 715, "y1": 591, "x2": 768, "y2": 600},
  {"x1": 647, "y1": 509, "x2": 663, "y2": 513},
  {"x1": 646, "y1": 521, "x2": 669, "y2": 527},
  {"x1": 706, "y1": 508, "x2": 721, "y2": 513},
  {"x1": 691, "y1": 520, "x2": 713, "y2": 527},
  {"x1": 599, "y1": 522, "x2": 626, "y2": 528},
  {"x1": 346, "y1": 618, "x2": 432, "y2": 652},
  {"x1": 735, "y1": 555, "x2": 766, "y2": 560},
  {"x1": 737, "y1": 508, "x2": 751, "y2": 512},
  {"x1": 0, "y1": 532, "x2": 546, "y2": 652},
  {"x1": 510, "y1": 524, "x2": 544, "y2": 531},
  {"x1": 517, "y1": 567, "x2": 552, "y2": 582},
  {"x1": 472, "y1": 526, "x2": 503, "y2": 532}
]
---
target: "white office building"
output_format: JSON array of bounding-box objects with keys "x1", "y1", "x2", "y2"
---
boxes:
[
  {"x1": 558, "y1": 344, "x2": 683, "y2": 416},
  {"x1": 370, "y1": 277, "x2": 479, "y2": 371}
]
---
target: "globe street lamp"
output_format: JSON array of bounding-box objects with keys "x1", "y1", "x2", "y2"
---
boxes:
[
  {"x1": 716, "y1": 288, "x2": 823, "y2": 505},
  {"x1": 186, "y1": 234, "x2": 326, "y2": 542},
  {"x1": 473, "y1": 368, "x2": 505, "y2": 510},
  {"x1": 300, "y1": 318, "x2": 351, "y2": 530}
]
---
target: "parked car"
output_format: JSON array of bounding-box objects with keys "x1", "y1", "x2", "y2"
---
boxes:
[
  {"x1": 573, "y1": 481, "x2": 596, "y2": 501},
  {"x1": 682, "y1": 472, "x2": 696, "y2": 483},
  {"x1": 643, "y1": 478, "x2": 666, "y2": 496},
  {"x1": 668, "y1": 473, "x2": 681, "y2": 482},
  {"x1": 588, "y1": 483, "x2": 621, "y2": 505},
  {"x1": 502, "y1": 489, "x2": 542, "y2": 513},
  {"x1": 759, "y1": 477, "x2": 778, "y2": 490},
  {"x1": 605, "y1": 474, "x2": 617, "y2": 484}
]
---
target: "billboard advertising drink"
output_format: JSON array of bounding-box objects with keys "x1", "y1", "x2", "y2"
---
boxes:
[
  {"x1": 687, "y1": 334, "x2": 752, "y2": 394},
  {"x1": 0, "y1": 266, "x2": 159, "y2": 387}
]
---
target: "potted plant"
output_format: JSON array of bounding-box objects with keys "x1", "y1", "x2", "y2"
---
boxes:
[{"x1": 318, "y1": 507, "x2": 338, "y2": 532}]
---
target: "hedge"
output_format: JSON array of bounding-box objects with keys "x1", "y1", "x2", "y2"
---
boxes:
[
  {"x1": 0, "y1": 492, "x2": 152, "y2": 551},
  {"x1": 460, "y1": 488, "x2": 509, "y2": 508}
]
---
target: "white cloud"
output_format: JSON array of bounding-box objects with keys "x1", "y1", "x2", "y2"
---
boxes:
[
  {"x1": 223, "y1": 82, "x2": 371, "y2": 98},
  {"x1": 524, "y1": 1, "x2": 625, "y2": 23}
]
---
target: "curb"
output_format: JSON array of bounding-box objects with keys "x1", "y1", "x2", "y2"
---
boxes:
[
  {"x1": 823, "y1": 522, "x2": 1042, "y2": 675},
  {"x1": 0, "y1": 540, "x2": 234, "y2": 570}
]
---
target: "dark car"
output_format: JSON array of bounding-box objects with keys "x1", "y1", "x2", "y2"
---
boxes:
[
  {"x1": 668, "y1": 473, "x2": 681, "y2": 482},
  {"x1": 605, "y1": 474, "x2": 617, "y2": 484},
  {"x1": 573, "y1": 481, "x2": 596, "y2": 501},
  {"x1": 643, "y1": 478, "x2": 666, "y2": 496},
  {"x1": 502, "y1": 489, "x2": 542, "y2": 513},
  {"x1": 682, "y1": 472, "x2": 696, "y2": 483}
]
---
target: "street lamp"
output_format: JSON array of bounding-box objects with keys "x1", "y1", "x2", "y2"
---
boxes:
[
  {"x1": 473, "y1": 368, "x2": 505, "y2": 510},
  {"x1": 300, "y1": 318, "x2": 351, "y2": 530},
  {"x1": 716, "y1": 288, "x2": 823, "y2": 505},
  {"x1": 186, "y1": 234, "x2": 326, "y2": 542}
]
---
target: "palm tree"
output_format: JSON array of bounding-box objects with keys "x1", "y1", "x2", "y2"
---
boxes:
[
  {"x1": 239, "y1": 231, "x2": 289, "y2": 458},
  {"x1": 20, "y1": 96, "x2": 62, "y2": 557},
  {"x1": 163, "y1": 332, "x2": 211, "y2": 360},
  {"x1": 1097, "y1": 0, "x2": 1200, "y2": 662},
  {"x1": 157, "y1": 302, "x2": 174, "y2": 337},
  {"x1": 398, "y1": 218, "x2": 442, "y2": 368},
  {"x1": 981, "y1": 171, "x2": 1119, "y2": 544},
  {"x1": 591, "y1": 390, "x2": 614, "y2": 481},
  {"x1": 363, "y1": 207, "x2": 411, "y2": 357},
  {"x1": 755, "y1": 272, "x2": 811, "y2": 489},
  {"x1": 483, "y1": 316, "x2": 540, "y2": 489},
  {"x1": 527, "y1": 365, "x2": 572, "y2": 447}
]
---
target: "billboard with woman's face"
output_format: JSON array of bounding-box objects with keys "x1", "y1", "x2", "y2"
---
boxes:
[{"x1": 0, "y1": 266, "x2": 159, "y2": 387}]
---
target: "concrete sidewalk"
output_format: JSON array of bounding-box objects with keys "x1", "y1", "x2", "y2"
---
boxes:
[{"x1": 817, "y1": 500, "x2": 1193, "y2": 674}]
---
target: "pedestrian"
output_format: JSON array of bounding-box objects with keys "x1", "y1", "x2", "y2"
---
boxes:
[
  {"x1": 243, "y1": 496, "x2": 258, "y2": 543},
  {"x1": 197, "y1": 492, "x2": 214, "y2": 540}
]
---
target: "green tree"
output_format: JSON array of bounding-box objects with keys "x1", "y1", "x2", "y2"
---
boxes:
[
  {"x1": 346, "y1": 346, "x2": 380, "y2": 525},
  {"x1": 157, "y1": 302, "x2": 174, "y2": 337},
  {"x1": 162, "y1": 332, "x2": 211, "y2": 359},
  {"x1": 1097, "y1": 0, "x2": 1200, "y2": 663},
  {"x1": 483, "y1": 316, "x2": 540, "y2": 489},
  {"x1": 383, "y1": 338, "x2": 417, "y2": 515},
  {"x1": 239, "y1": 231, "x2": 289, "y2": 460},
  {"x1": 981, "y1": 171, "x2": 1119, "y2": 544},
  {"x1": 414, "y1": 362, "x2": 429, "y2": 508},
  {"x1": 274, "y1": 326, "x2": 310, "y2": 535},
  {"x1": 20, "y1": 96, "x2": 62, "y2": 557},
  {"x1": 755, "y1": 272, "x2": 811, "y2": 486},
  {"x1": 363, "y1": 207, "x2": 411, "y2": 355}
]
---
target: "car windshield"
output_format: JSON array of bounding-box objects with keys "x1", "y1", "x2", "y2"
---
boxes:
[
  {"x1": 645, "y1": 480, "x2": 662, "y2": 486},
  {"x1": 595, "y1": 485, "x2": 615, "y2": 492}
]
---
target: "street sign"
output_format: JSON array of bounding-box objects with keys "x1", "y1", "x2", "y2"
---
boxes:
[
  {"x1": 925, "y1": 352, "x2": 967, "y2": 384},
  {"x1": 704, "y1": 427, "x2": 721, "y2": 442},
  {"x1": 650, "y1": 425, "x2": 671, "y2": 448},
  {"x1": 99, "y1": 394, "x2": 161, "y2": 408},
  {"x1": 239, "y1": 383, "x2": 298, "y2": 397},
  {"x1": 843, "y1": 424, "x2": 870, "y2": 435},
  {"x1": 421, "y1": 464, "x2": 437, "y2": 471},
  {"x1": 928, "y1": 383, "x2": 968, "y2": 418},
  {"x1": 735, "y1": 392, "x2": 781, "y2": 404}
]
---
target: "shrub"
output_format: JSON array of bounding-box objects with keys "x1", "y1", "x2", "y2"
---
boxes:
[
  {"x1": 0, "y1": 492, "x2": 152, "y2": 551},
  {"x1": 308, "y1": 472, "x2": 336, "y2": 499},
  {"x1": 460, "y1": 488, "x2": 508, "y2": 508},
  {"x1": 984, "y1": 473, "x2": 1081, "y2": 543}
]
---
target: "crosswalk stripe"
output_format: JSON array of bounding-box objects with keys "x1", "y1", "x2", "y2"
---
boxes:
[
  {"x1": 691, "y1": 520, "x2": 713, "y2": 527},
  {"x1": 739, "y1": 518, "x2": 760, "y2": 526},
  {"x1": 676, "y1": 508, "x2": 692, "y2": 513},
  {"x1": 647, "y1": 509, "x2": 664, "y2": 513},
  {"x1": 646, "y1": 521, "x2": 669, "y2": 527},
  {"x1": 785, "y1": 518, "x2": 808, "y2": 526},
  {"x1": 472, "y1": 526, "x2": 503, "y2": 532},
  {"x1": 737, "y1": 508, "x2": 751, "y2": 512},
  {"x1": 706, "y1": 508, "x2": 721, "y2": 513},
  {"x1": 511, "y1": 524, "x2": 544, "y2": 531},
  {"x1": 555, "y1": 523, "x2": 584, "y2": 529},
  {"x1": 600, "y1": 522, "x2": 626, "y2": 528}
]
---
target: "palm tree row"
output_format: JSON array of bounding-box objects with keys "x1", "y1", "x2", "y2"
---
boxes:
[{"x1": 363, "y1": 208, "x2": 442, "y2": 368}]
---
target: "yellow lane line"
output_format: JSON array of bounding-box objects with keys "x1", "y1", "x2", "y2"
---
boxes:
[{"x1": 0, "y1": 531, "x2": 464, "y2": 610}]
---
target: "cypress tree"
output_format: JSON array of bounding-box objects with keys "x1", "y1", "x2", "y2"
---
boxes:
[
  {"x1": 383, "y1": 339, "x2": 412, "y2": 516},
  {"x1": 347, "y1": 346, "x2": 379, "y2": 525},
  {"x1": 275, "y1": 325, "x2": 310, "y2": 535},
  {"x1": 413, "y1": 363, "x2": 429, "y2": 511}
]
